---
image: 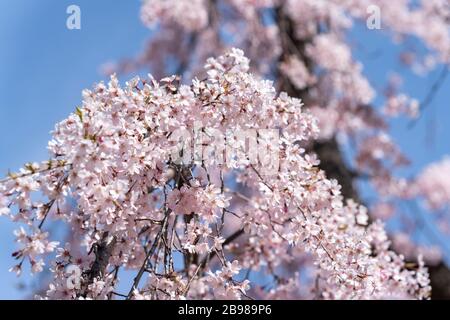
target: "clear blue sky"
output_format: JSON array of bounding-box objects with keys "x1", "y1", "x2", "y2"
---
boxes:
[{"x1": 0, "y1": 1, "x2": 449, "y2": 299}]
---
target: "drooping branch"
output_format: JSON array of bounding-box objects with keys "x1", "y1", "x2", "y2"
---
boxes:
[{"x1": 274, "y1": 3, "x2": 449, "y2": 300}]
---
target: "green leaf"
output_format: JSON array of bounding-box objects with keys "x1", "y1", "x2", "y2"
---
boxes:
[{"x1": 75, "y1": 107, "x2": 83, "y2": 122}]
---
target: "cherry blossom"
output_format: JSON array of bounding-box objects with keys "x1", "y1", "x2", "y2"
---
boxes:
[
  {"x1": 6, "y1": 0, "x2": 450, "y2": 298},
  {"x1": 0, "y1": 49, "x2": 432, "y2": 300},
  {"x1": 415, "y1": 157, "x2": 450, "y2": 211}
]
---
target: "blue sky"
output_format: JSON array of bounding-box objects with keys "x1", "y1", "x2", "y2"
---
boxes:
[{"x1": 0, "y1": 1, "x2": 449, "y2": 299}]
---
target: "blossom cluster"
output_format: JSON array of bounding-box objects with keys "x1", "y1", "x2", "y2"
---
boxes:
[
  {"x1": 130, "y1": 0, "x2": 450, "y2": 267},
  {"x1": 0, "y1": 49, "x2": 431, "y2": 299},
  {"x1": 415, "y1": 157, "x2": 450, "y2": 211}
]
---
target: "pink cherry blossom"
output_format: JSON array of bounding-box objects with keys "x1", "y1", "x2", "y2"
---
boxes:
[
  {"x1": 0, "y1": 49, "x2": 432, "y2": 300},
  {"x1": 5, "y1": 0, "x2": 450, "y2": 298}
]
